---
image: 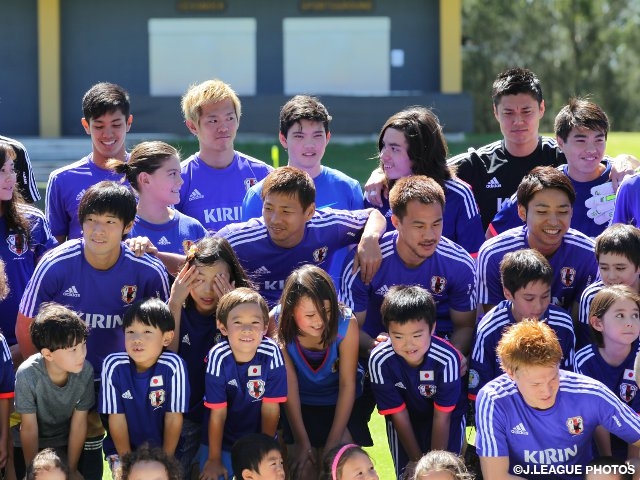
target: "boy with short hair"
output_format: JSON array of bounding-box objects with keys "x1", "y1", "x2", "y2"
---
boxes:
[
  {"x1": 46, "y1": 82, "x2": 133, "y2": 242},
  {"x1": 176, "y1": 79, "x2": 273, "y2": 233},
  {"x1": 230, "y1": 433, "x2": 285, "y2": 480},
  {"x1": 476, "y1": 165, "x2": 597, "y2": 316},
  {"x1": 469, "y1": 249, "x2": 575, "y2": 400},
  {"x1": 369, "y1": 285, "x2": 464, "y2": 480},
  {"x1": 14, "y1": 303, "x2": 93, "y2": 480},
  {"x1": 488, "y1": 98, "x2": 616, "y2": 239},
  {"x1": 199, "y1": 288, "x2": 287, "y2": 480},
  {"x1": 99, "y1": 298, "x2": 189, "y2": 469}
]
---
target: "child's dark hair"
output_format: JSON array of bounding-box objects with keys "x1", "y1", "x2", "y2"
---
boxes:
[
  {"x1": 116, "y1": 443, "x2": 181, "y2": 480},
  {"x1": 516, "y1": 165, "x2": 576, "y2": 210},
  {"x1": 586, "y1": 456, "x2": 633, "y2": 480},
  {"x1": 261, "y1": 166, "x2": 316, "y2": 212},
  {"x1": 123, "y1": 297, "x2": 175, "y2": 332},
  {"x1": 280, "y1": 95, "x2": 331, "y2": 137},
  {"x1": 231, "y1": 433, "x2": 281, "y2": 477},
  {"x1": 107, "y1": 141, "x2": 180, "y2": 191},
  {"x1": 491, "y1": 67, "x2": 543, "y2": 107},
  {"x1": 381, "y1": 285, "x2": 436, "y2": 330},
  {"x1": 216, "y1": 287, "x2": 269, "y2": 330},
  {"x1": 30, "y1": 302, "x2": 89, "y2": 352},
  {"x1": 26, "y1": 448, "x2": 69, "y2": 480},
  {"x1": 413, "y1": 450, "x2": 474, "y2": 480},
  {"x1": 278, "y1": 264, "x2": 340, "y2": 347},
  {"x1": 589, "y1": 285, "x2": 640, "y2": 348},
  {"x1": 0, "y1": 140, "x2": 30, "y2": 239},
  {"x1": 555, "y1": 97, "x2": 609, "y2": 142},
  {"x1": 500, "y1": 249, "x2": 553, "y2": 296},
  {"x1": 82, "y1": 82, "x2": 131, "y2": 121},
  {"x1": 77, "y1": 181, "x2": 137, "y2": 233},
  {"x1": 595, "y1": 223, "x2": 640, "y2": 268},
  {"x1": 321, "y1": 443, "x2": 373, "y2": 480},
  {"x1": 183, "y1": 237, "x2": 254, "y2": 311}
]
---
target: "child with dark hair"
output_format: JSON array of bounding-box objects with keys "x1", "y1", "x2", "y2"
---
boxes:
[
  {"x1": 25, "y1": 448, "x2": 69, "y2": 480},
  {"x1": 231, "y1": 433, "x2": 284, "y2": 480},
  {"x1": 14, "y1": 303, "x2": 92, "y2": 480},
  {"x1": 99, "y1": 298, "x2": 189, "y2": 474},
  {"x1": 116, "y1": 443, "x2": 182, "y2": 480}
]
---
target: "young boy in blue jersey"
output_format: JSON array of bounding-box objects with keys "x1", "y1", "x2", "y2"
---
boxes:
[
  {"x1": 99, "y1": 298, "x2": 189, "y2": 473},
  {"x1": 46, "y1": 82, "x2": 133, "y2": 243},
  {"x1": 577, "y1": 224, "x2": 640, "y2": 349},
  {"x1": 369, "y1": 285, "x2": 464, "y2": 480},
  {"x1": 469, "y1": 248, "x2": 575, "y2": 400},
  {"x1": 476, "y1": 166, "x2": 597, "y2": 317},
  {"x1": 476, "y1": 320, "x2": 640, "y2": 480},
  {"x1": 14, "y1": 303, "x2": 93, "y2": 480},
  {"x1": 176, "y1": 79, "x2": 273, "y2": 234},
  {"x1": 230, "y1": 433, "x2": 285, "y2": 480},
  {"x1": 488, "y1": 98, "x2": 616, "y2": 239},
  {"x1": 217, "y1": 166, "x2": 386, "y2": 306},
  {"x1": 200, "y1": 288, "x2": 287, "y2": 480}
]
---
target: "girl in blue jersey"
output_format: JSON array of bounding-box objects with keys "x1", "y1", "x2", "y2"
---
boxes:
[
  {"x1": 277, "y1": 265, "x2": 364, "y2": 479},
  {"x1": 107, "y1": 141, "x2": 207, "y2": 275},
  {"x1": 167, "y1": 236, "x2": 253, "y2": 478}
]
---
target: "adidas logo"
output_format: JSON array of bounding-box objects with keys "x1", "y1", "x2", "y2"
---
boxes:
[
  {"x1": 254, "y1": 266, "x2": 271, "y2": 275},
  {"x1": 182, "y1": 334, "x2": 190, "y2": 346},
  {"x1": 188, "y1": 189, "x2": 204, "y2": 201},
  {"x1": 228, "y1": 379, "x2": 238, "y2": 387},
  {"x1": 486, "y1": 177, "x2": 502, "y2": 189},
  {"x1": 510, "y1": 422, "x2": 528, "y2": 435},
  {"x1": 375, "y1": 285, "x2": 390, "y2": 296},
  {"x1": 75, "y1": 189, "x2": 87, "y2": 201},
  {"x1": 121, "y1": 390, "x2": 133, "y2": 400},
  {"x1": 395, "y1": 382, "x2": 406, "y2": 389},
  {"x1": 384, "y1": 209, "x2": 392, "y2": 218},
  {"x1": 63, "y1": 286, "x2": 80, "y2": 298},
  {"x1": 157, "y1": 236, "x2": 170, "y2": 246}
]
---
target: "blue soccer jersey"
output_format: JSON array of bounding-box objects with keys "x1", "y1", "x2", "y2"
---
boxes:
[
  {"x1": 19, "y1": 239, "x2": 170, "y2": 378},
  {"x1": 575, "y1": 341, "x2": 640, "y2": 459},
  {"x1": 0, "y1": 334, "x2": 14, "y2": 400},
  {"x1": 204, "y1": 337, "x2": 287, "y2": 450},
  {"x1": 129, "y1": 210, "x2": 207, "y2": 255},
  {"x1": 341, "y1": 230, "x2": 477, "y2": 339},
  {"x1": 176, "y1": 151, "x2": 272, "y2": 234},
  {"x1": 99, "y1": 351, "x2": 189, "y2": 455},
  {"x1": 488, "y1": 161, "x2": 613, "y2": 239},
  {"x1": 476, "y1": 370, "x2": 640, "y2": 479},
  {"x1": 365, "y1": 177, "x2": 485, "y2": 256},
  {"x1": 476, "y1": 226, "x2": 597, "y2": 312},
  {"x1": 217, "y1": 208, "x2": 371, "y2": 306},
  {"x1": 576, "y1": 280, "x2": 605, "y2": 350},
  {"x1": 45, "y1": 154, "x2": 127, "y2": 239},
  {"x1": 0, "y1": 205, "x2": 57, "y2": 345},
  {"x1": 612, "y1": 172, "x2": 640, "y2": 227},
  {"x1": 369, "y1": 336, "x2": 466, "y2": 476},
  {"x1": 469, "y1": 301, "x2": 576, "y2": 399}
]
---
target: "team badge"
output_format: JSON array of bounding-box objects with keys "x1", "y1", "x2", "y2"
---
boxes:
[
  {"x1": 121, "y1": 285, "x2": 138, "y2": 304},
  {"x1": 430, "y1": 276, "x2": 446, "y2": 295},
  {"x1": 624, "y1": 368, "x2": 636, "y2": 382},
  {"x1": 419, "y1": 384, "x2": 437, "y2": 398},
  {"x1": 313, "y1": 246, "x2": 329, "y2": 263},
  {"x1": 248, "y1": 365, "x2": 262, "y2": 377},
  {"x1": 247, "y1": 379, "x2": 265, "y2": 399},
  {"x1": 566, "y1": 416, "x2": 584, "y2": 435},
  {"x1": 150, "y1": 375, "x2": 163, "y2": 387},
  {"x1": 244, "y1": 178, "x2": 258, "y2": 191},
  {"x1": 560, "y1": 267, "x2": 576, "y2": 287},
  {"x1": 468, "y1": 369, "x2": 480, "y2": 389},
  {"x1": 149, "y1": 389, "x2": 165, "y2": 408},
  {"x1": 7, "y1": 233, "x2": 27, "y2": 255},
  {"x1": 419, "y1": 370, "x2": 434, "y2": 381},
  {"x1": 620, "y1": 383, "x2": 637, "y2": 403}
]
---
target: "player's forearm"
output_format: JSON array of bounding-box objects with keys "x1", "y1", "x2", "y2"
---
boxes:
[
  {"x1": 362, "y1": 209, "x2": 386, "y2": 240},
  {"x1": 167, "y1": 300, "x2": 183, "y2": 352},
  {"x1": 326, "y1": 382, "x2": 355, "y2": 448},
  {"x1": 430, "y1": 410, "x2": 451, "y2": 451},
  {"x1": 19, "y1": 421, "x2": 39, "y2": 467},
  {"x1": 207, "y1": 410, "x2": 226, "y2": 460},
  {"x1": 16, "y1": 313, "x2": 37, "y2": 358},
  {"x1": 108, "y1": 414, "x2": 132, "y2": 457},
  {"x1": 162, "y1": 412, "x2": 183, "y2": 456},
  {"x1": 260, "y1": 402, "x2": 281, "y2": 438},
  {"x1": 67, "y1": 411, "x2": 88, "y2": 472},
  {"x1": 390, "y1": 411, "x2": 422, "y2": 462}
]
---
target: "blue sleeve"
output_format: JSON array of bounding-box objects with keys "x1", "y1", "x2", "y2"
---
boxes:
[
  {"x1": 241, "y1": 184, "x2": 263, "y2": 221},
  {"x1": 487, "y1": 197, "x2": 522, "y2": 238}
]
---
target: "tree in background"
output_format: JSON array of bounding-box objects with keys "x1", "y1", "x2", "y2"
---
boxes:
[{"x1": 462, "y1": 0, "x2": 640, "y2": 133}]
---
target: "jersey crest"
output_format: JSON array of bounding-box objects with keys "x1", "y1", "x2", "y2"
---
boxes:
[
  {"x1": 149, "y1": 389, "x2": 165, "y2": 408},
  {"x1": 247, "y1": 379, "x2": 265, "y2": 399},
  {"x1": 620, "y1": 383, "x2": 637, "y2": 403},
  {"x1": 7, "y1": 233, "x2": 27, "y2": 255},
  {"x1": 419, "y1": 383, "x2": 437, "y2": 398},
  {"x1": 313, "y1": 246, "x2": 329, "y2": 263},
  {"x1": 430, "y1": 276, "x2": 446, "y2": 294},
  {"x1": 566, "y1": 416, "x2": 584, "y2": 435},
  {"x1": 244, "y1": 178, "x2": 258, "y2": 191},
  {"x1": 560, "y1": 267, "x2": 576, "y2": 287},
  {"x1": 121, "y1": 285, "x2": 138, "y2": 304}
]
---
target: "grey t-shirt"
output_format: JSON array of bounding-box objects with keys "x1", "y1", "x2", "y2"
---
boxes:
[{"x1": 14, "y1": 353, "x2": 94, "y2": 448}]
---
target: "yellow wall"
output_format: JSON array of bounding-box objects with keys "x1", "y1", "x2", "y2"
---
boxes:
[
  {"x1": 440, "y1": 0, "x2": 462, "y2": 93},
  {"x1": 38, "y1": 0, "x2": 61, "y2": 137}
]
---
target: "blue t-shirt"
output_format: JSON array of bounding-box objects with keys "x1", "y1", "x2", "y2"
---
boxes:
[
  {"x1": 129, "y1": 210, "x2": 207, "y2": 255},
  {"x1": 613, "y1": 172, "x2": 640, "y2": 227},
  {"x1": 576, "y1": 280, "x2": 606, "y2": 350}
]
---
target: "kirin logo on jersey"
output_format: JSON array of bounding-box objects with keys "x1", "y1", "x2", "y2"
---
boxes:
[
  {"x1": 247, "y1": 379, "x2": 265, "y2": 400},
  {"x1": 7, "y1": 233, "x2": 27, "y2": 255},
  {"x1": 313, "y1": 246, "x2": 329, "y2": 263},
  {"x1": 149, "y1": 389, "x2": 165, "y2": 408},
  {"x1": 566, "y1": 416, "x2": 584, "y2": 435},
  {"x1": 620, "y1": 383, "x2": 638, "y2": 403},
  {"x1": 418, "y1": 384, "x2": 437, "y2": 398},
  {"x1": 121, "y1": 285, "x2": 138, "y2": 304},
  {"x1": 430, "y1": 276, "x2": 446, "y2": 294},
  {"x1": 244, "y1": 178, "x2": 258, "y2": 191},
  {"x1": 560, "y1": 267, "x2": 576, "y2": 287}
]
